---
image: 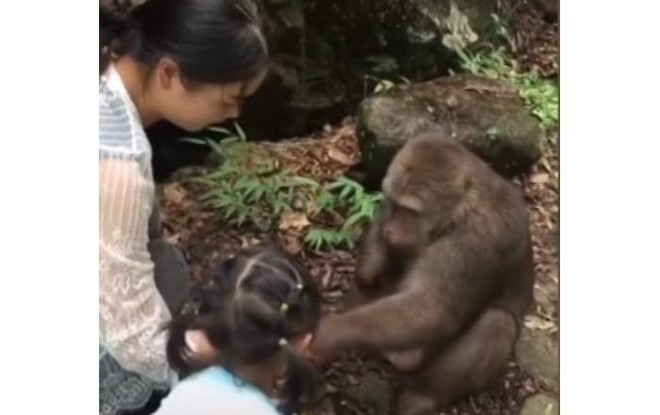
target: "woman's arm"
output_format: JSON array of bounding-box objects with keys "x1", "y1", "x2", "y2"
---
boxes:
[{"x1": 99, "y1": 157, "x2": 175, "y2": 385}]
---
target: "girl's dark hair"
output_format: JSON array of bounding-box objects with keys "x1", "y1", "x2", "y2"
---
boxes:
[
  {"x1": 166, "y1": 244, "x2": 322, "y2": 414},
  {"x1": 100, "y1": 0, "x2": 269, "y2": 84}
]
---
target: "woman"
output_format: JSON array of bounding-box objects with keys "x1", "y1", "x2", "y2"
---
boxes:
[{"x1": 99, "y1": 0, "x2": 269, "y2": 413}]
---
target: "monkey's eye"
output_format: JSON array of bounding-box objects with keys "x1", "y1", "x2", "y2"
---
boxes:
[{"x1": 391, "y1": 203, "x2": 420, "y2": 219}]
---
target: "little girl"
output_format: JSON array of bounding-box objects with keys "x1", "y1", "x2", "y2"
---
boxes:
[{"x1": 154, "y1": 245, "x2": 322, "y2": 415}]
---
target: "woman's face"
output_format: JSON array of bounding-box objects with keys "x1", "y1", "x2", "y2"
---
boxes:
[{"x1": 151, "y1": 59, "x2": 267, "y2": 132}]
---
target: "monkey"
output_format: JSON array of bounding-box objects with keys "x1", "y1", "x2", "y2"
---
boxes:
[{"x1": 310, "y1": 132, "x2": 535, "y2": 415}]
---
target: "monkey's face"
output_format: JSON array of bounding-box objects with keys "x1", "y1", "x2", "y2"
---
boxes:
[{"x1": 380, "y1": 201, "x2": 427, "y2": 254}]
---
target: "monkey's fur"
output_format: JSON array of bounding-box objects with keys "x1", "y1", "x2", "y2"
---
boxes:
[{"x1": 312, "y1": 132, "x2": 535, "y2": 415}]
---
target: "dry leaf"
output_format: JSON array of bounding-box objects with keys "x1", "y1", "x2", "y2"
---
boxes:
[
  {"x1": 278, "y1": 212, "x2": 311, "y2": 231},
  {"x1": 326, "y1": 145, "x2": 355, "y2": 166},
  {"x1": 530, "y1": 173, "x2": 550, "y2": 184},
  {"x1": 524, "y1": 315, "x2": 556, "y2": 331},
  {"x1": 279, "y1": 232, "x2": 303, "y2": 255},
  {"x1": 163, "y1": 182, "x2": 187, "y2": 205}
]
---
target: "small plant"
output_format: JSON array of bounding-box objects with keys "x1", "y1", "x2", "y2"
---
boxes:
[
  {"x1": 363, "y1": 74, "x2": 411, "y2": 97},
  {"x1": 190, "y1": 126, "x2": 384, "y2": 250},
  {"x1": 455, "y1": 14, "x2": 559, "y2": 133},
  {"x1": 195, "y1": 158, "x2": 321, "y2": 232},
  {"x1": 190, "y1": 125, "x2": 319, "y2": 231},
  {"x1": 456, "y1": 46, "x2": 558, "y2": 131},
  {"x1": 304, "y1": 228, "x2": 356, "y2": 251},
  {"x1": 303, "y1": 176, "x2": 383, "y2": 250}
]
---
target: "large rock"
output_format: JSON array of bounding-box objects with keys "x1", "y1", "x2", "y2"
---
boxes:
[
  {"x1": 356, "y1": 74, "x2": 545, "y2": 185},
  {"x1": 238, "y1": 0, "x2": 502, "y2": 139},
  {"x1": 515, "y1": 327, "x2": 559, "y2": 390},
  {"x1": 520, "y1": 394, "x2": 559, "y2": 415}
]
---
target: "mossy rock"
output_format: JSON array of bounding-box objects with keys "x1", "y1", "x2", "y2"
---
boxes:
[{"x1": 356, "y1": 74, "x2": 545, "y2": 183}]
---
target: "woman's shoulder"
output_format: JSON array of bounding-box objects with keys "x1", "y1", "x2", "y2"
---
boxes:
[
  {"x1": 99, "y1": 67, "x2": 151, "y2": 162},
  {"x1": 155, "y1": 366, "x2": 280, "y2": 415}
]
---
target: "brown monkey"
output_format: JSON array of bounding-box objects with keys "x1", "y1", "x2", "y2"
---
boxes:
[{"x1": 311, "y1": 132, "x2": 535, "y2": 415}]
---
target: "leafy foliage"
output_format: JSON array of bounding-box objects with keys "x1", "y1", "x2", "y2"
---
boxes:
[
  {"x1": 455, "y1": 14, "x2": 558, "y2": 132},
  {"x1": 305, "y1": 176, "x2": 384, "y2": 250},
  {"x1": 192, "y1": 125, "x2": 383, "y2": 250}
]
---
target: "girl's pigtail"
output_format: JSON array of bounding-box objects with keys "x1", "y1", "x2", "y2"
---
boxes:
[
  {"x1": 165, "y1": 312, "x2": 199, "y2": 375},
  {"x1": 277, "y1": 346, "x2": 321, "y2": 414}
]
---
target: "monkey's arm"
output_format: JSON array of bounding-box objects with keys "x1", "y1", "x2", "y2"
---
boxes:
[
  {"x1": 313, "y1": 288, "x2": 450, "y2": 354},
  {"x1": 314, "y1": 242, "x2": 498, "y2": 354},
  {"x1": 354, "y1": 223, "x2": 388, "y2": 289}
]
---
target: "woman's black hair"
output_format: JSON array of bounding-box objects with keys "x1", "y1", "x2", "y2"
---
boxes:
[
  {"x1": 100, "y1": 0, "x2": 269, "y2": 84},
  {"x1": 166, "y1": 244, "x2": 322, "y2": 414}
]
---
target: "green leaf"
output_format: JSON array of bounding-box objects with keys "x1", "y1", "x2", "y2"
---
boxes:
[
  {"x1": 205, "y1": 138, "x2": 226, "y2": 156},
  {"x1": 178, "y1": 137, "x2": 208, "y2": 146},
  {"x1": 234, "y1": 123, "x2": 247, "y2": 141},
  {"x1": 207, "y1": 126, "x2": 233, "y2": 135}
]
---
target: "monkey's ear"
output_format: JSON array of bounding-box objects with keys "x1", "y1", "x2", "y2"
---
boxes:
[{"x1": 382, "y1": 174, "x2": 393, "y2": 196}]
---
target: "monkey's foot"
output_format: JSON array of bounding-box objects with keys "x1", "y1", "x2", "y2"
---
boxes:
[{"x1": 397, "y1": 390, "x2": 437, "y2": 415}]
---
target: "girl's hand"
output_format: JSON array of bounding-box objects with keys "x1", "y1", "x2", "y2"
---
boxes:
[{"x1": 184, "y1": 329, "x2": 220, "y2": 365}]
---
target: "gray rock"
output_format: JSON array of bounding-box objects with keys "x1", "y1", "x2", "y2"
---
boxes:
[
  {"x1": 515, "y1": 327, "x2": 559, "y2": 389},
  {"x1": 356, "y1": 74, "x2": 545, "y2": 184},
  {"x1": 519, "y1": 394, "x2": 559, "y2": 415}
]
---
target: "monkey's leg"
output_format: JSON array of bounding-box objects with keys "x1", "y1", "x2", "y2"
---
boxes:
[{"x1": 397, "y1": 308, "x2": 518, "y2": 415}]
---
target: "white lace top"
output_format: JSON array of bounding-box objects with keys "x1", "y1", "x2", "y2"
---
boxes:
[{"x1": 99, "y1": 64, "x2": 177, "y2": 386}]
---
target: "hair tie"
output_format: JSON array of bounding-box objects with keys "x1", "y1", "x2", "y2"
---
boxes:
[
  {"x1": 295, "y1": 283, "x2": 304, "y2": 291},
  {"x1": 279, "y1": 303, "x2": 289, "y2": 313},
  {"x1": 278, "y1": 338, "x2": 288, "y2": 347}
]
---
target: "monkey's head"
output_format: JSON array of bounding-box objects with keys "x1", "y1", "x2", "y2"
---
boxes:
[{"x1": 380, "y1": 133, "x2": 474, "y2": 251}]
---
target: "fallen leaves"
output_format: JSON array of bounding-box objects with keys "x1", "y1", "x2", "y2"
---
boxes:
[
  {"x1": 163, "y1": 182, "x2": 187, "y2": 204},
  {"x1": 524, "y1": 314, "x2": 558, "y2": 333},
  {"x1": 326, "y1": 144, "x2": 357, "y2": 166},
  {"x1": 529, "y1": 172, "x2": 550, "y2": 184},
  {"x1": 278, "y1": 211, "x2": 312, "y2": 231}
]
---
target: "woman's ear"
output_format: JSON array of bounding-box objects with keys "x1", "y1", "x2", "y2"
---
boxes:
[{"x1": 155, "y1": 57, "x2": 181, "y2": 90}]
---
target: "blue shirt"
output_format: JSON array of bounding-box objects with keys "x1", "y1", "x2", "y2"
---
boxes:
[{"x1": 154, "y1": 366, "x2": 281, "y2": 415}]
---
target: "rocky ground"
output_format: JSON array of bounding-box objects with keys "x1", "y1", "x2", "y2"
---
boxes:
[{"x1": 156, "y1": 2, "x2": 559, "y2": 414}]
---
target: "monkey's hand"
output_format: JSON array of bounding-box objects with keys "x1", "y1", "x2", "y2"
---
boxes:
[{"x1": 308, "y1": 316, "x2": 344, "y2": 365}]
